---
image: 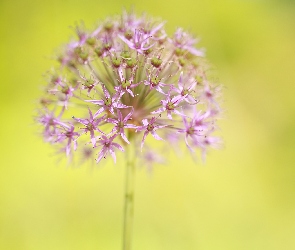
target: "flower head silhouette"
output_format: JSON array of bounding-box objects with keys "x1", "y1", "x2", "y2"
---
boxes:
[
  {"x1": 37, "y1": 10, "x2": 221, "y2": 164},
  {"x1": 36, "y1": 10, "x2": 223, "y2": 250}
]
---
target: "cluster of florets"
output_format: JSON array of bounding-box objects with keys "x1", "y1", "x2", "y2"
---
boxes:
[{"x1": 37, "y1": 11, "x2": 222, "y2": 165}]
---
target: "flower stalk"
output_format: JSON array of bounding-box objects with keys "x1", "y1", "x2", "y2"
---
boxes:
[{"x1": 123, "y1": 132, "x2": 136, "y2": 250}]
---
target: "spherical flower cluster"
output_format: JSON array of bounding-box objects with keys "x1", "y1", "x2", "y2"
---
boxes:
[{"x1": 37, "y1": 11, "x2": 222, "y2": 164}]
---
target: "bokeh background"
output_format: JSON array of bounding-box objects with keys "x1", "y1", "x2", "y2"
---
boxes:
[{"x1": 1, "y1": 0, "x2": 295, "y2": 249}]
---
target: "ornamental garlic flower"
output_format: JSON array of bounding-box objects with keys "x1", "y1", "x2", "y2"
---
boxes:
[{"x1": 36, "y1": 11, "x2": 222, "y2": 164}]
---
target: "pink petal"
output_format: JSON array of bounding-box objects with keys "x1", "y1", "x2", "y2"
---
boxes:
[
  {"x1": 124, "y1": 109, "x2": 134, "y2": 122},
  {"x1": 90, "y1": 130, "x2": 96, "y2": 147},
  {"x1": 117, "y1": 109, "x2": 123, "y2": 121},
  {"x1": 73, "y1": 117, "x2": 88, "y2": 126},
  {"x1": 151, "y1": 131, "x2": 163, "y2": 141},
  {"x1": 151, "y1": 107, "x2": 165, "y2": 114},
  {"x1": 107, "y1": 118, "x2": 118, "y2": 124},
  {"x1": 97, "y1": 148, "x2": 107, "y2": 162},
  {"x1": 142, "y1": 119, "x2": 149, "y2": 126},
  {"x1": 118, "y1": 34, "x2": 135, "y2": 48},
  {"x1": 173, "y1": 109, "x2": 187, "y2": 117},
  {"x1": 127, "y1": 89, "x2": 134, "y2": 97},
  {"x1": 120, "y1": 132, "x2": 130, "y2": 144},
  {"x1": 118, "y1": 68, "x2": 124, "y2": 82},
  {"x1": 112, "y1": 143, "x2": 124, "y2": 152},
  {"x1": 178, "y1": 71, "x2": 183, "y2": 86},
  {"x1": 184, "y1": 46, "x2": 204, "y2": 57},
  {"x1": 85, "y1": 99, "x2": 104, "y2": 105},
  {"x1": 150, "y1": 22, "x2": 166, "y2": 36},
  {"x1": 94, "y1": 107, "x2": 104, "y2": 118},
  {"x1": 109, "y1": 148, "x2": 116, "y2": 163},
  {"x1": 116, "y1": 103, "x2": 130, "y2": 109},
  {"x1": 88, "y1": 107, "x2": 94, "y2": 120},
  {"x1": 155, "y1": 86, "x2": 166, "y2": 95},
  {"x1": 141, "y1": 131, "x2": 149, "y2": 151},
  {"x1": 102, "y1": 85, "x2": 111, "y2": 99}
]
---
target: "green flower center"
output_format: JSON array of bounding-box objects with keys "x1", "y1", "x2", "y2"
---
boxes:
[
  {"x1": 122, "y1": 80, "x2": 131, "y2": 88},
  {"x1": 87, "y1": 123, "x2": 94, "y2": 130},
  {"x1": 49, "y1": 118, "x2": 55, "y2": 126},
  {"x1": 103, "y1": 43, "x2": 112, "y2": 51},
  {"x1": 147, "y1": 124, "x2": 154, "y2": 131},
  {"x1": 118, "y1": 121, "x2": 125, "y2": 128},
  {"x1": 188, "y1": 127, "x2": 194, "y2": 135},
  {"x1": 61, "y1": 87, "x2": 69, "y2": 94},
  {"x1": 65, "y1": 132, "x2": 72, "y2": 137},
  {"x1": 181, "y1": 89, "x2": 189, "y2": 96},
  {"x1": 151, "y1": 76, "x2": 160, "y2": 87},
  {"x1": 85, "y1": 79, "x2": 94, "y2": 87},
  {"x1": 104, "y1": 98, "x2": 112, "y2": 106},
  {"x1": 166, "y1": 102, "x2": 175, "y2": 110}
]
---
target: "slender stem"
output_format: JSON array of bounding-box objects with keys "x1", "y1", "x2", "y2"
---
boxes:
[{"x1": 123, "y1": 133, "x2": 136, "y2": 250}]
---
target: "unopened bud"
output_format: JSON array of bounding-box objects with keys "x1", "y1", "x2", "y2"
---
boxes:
[
  {"x1": 151, "y1": 57, "x2": 162, "y2": 68},
  {"x1": 112, "y1": 58, "x2": 121, "y2": 68}
]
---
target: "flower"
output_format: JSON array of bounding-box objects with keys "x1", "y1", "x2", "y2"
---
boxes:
[
  {"x1": 73, "y1": 108, "x2": 106, "y2": 147},
  {"x1": 107, "y1": 109, "x2": 137, "y2": 144},
  {"x1": 85, "y1": 84, "x2": 129, "y2": 117},
  {"x1": 151, "y1": 86, "x2": 186, "y2": 119},
  {"x1": 55, "y1": 123, "x2": 80, "y2": 156},
  {"x1": 36, "y1": 11, "x2": 222, "y2": 165},
  {"x1": 173, "y1": 72, "x2": 198, "y2": 104},
  {"x1": 169, "y1": 28, "x2": 204, "y2": 57},
  {"x1": 136, "y1": 116, "x2": 168, "y2": 150},
  {"x1": 96, "y1": 134, "x2": 124, "y2": 163}
]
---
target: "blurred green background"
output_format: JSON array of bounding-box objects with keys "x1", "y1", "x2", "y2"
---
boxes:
[{"x1": 1, "y1": 0, "x2": 295, "y2": 249}]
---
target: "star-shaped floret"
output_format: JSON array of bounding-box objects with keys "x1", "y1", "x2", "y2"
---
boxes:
[
  {"x1": 48, "y1": 79, "x2": 78, "y2": 109},
  {"x1": 173, "y1": 72, "x2": 198, "y2": 104},
  {"x1": 73, "y1": 108, "x2": 106, "y2": 146},
  {"x1": 151, "y1": 87, "x2": 186, "y2": 119},
  {"x1": 144, "y1": 69, "x2": 167, "y2": 95},
  {"x1": 79, "y1": 73, "x2": 100, "y2": 96},
  {"x1": 119, "y1": 29, "x2": 154, "y2": 54},
  {"x1": 38, "y1": 109, "x2": 67, "y2": 142},
  {"x1": 96, "y1": 134, "x2": 124, "y2": 163},
  {"x1": 85, "y1": 85, "x2": 129, "y2": 117},
  {"x1": 115, "y1": 68, "x2": 141, "y2": 97},
  {"x1": 136, "y1": 117, "x2": 168, "y2": 150},
  {"x1": 107, "y1": 109, "x2": 137, "y2": 143},
  {"x1": 169, "y1": 28, "x2": 204, "y2": 57},
  {"x1": 55, "y1": 124, "x2": 80, "y2": 156},
  {"x1": 178, "y1": 117, "x2": 203, "y2": 150}
]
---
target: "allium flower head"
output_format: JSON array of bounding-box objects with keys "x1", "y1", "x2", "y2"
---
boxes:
[{"x1": 36, "y1": 10, "x2": 222, "y2": 164}]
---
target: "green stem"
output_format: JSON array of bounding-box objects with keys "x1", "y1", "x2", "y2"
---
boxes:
[{"x1": 123, "y1": 134, "x2": 136, "y2": 250}]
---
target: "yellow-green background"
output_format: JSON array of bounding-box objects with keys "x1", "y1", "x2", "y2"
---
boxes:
[{"x1": 1, "y1": 0, "x2": 295, "y2": 249}]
